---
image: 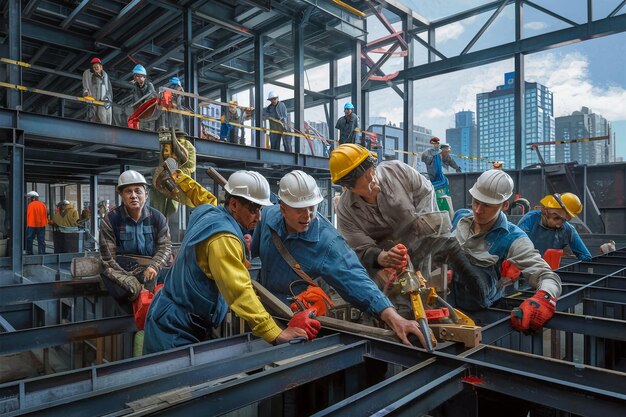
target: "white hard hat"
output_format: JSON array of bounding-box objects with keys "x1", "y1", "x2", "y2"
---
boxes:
[
  {"x1": 279, "y1": 170, "x2": 324, "y2": 208},
  {"x1": 469, "y1": 169, "x2": 514, "y2": 205},
  {"x1": 62, "y1": 200, "x2": 70, "y2": 205},
  {"x1": 117, "y1": 170, "x2": 149, "y2": 193},
  {"x1": 267, "y1": 91, "x2": 278, "y2": 100},
  {"x1": 26, "y1": 191, "x2": 39, "y2": 198},
  {"x1": 224, "y1": 170, "x2": 273, "y2": 206}
]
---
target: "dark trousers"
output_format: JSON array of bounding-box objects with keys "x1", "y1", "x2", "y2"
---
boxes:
[
  {"x1": 26, "y1": 226, "x2": 46, "y2": 255},
  {"x1": 270, "y1": 133, "x2": 291, "y2": 152}
]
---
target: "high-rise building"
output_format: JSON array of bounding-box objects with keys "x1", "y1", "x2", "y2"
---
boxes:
[
  {"x1": 476, "y1": 72, "x2": 555, "y2": 169},
  {"x1": 555, "y1": 107, "x2": 611, "y2": 165},
  {"x1": 446, "y1": 110, "x2": 479, "y2": 172}
]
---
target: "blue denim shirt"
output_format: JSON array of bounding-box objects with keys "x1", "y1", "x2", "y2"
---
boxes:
[
  {"x1": 251, "y1": 204, "x2": 393, "y2": 316},
  {"x1": 517, "y1": 210, "x2": 592, "y2": 261}
]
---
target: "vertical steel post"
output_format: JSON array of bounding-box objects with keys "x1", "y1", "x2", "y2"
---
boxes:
[
  {"x1": 184, "y1": 8, "x2": 198, "y2": 138},
  {"x1": 351, "y1": 40, "x2": 362, "y2": 126},
  {"x1": 90, "y1": 175, "x2": 98, "y2": 248},
  {"x1": 514, "y1": 0, "x2": 525, "y2": 172},
  {"x1": 403, "y1": 14, "x2": 414, "y2": 164},
  {"x1": 328, "y1": 59, "x2": 338, "y2": 146},
  {"x1": 8, "y1": 0, "x2": 22, "y2": 109},
  {"x1": 293, "y1": 18, "x2": 305, "y2": 154},
  {"x1": 10, "y1": 128, "x2": 25, "y2": 279},
  {"x1": 254, "y1": 35, "x2": 265, "y2": 148}
]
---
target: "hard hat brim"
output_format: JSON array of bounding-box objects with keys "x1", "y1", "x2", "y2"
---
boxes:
[
  {"x1": 281, "y1": 194, "x2": 324, "y2": 209},
  {"x1": 469, "y1": 186, "x2": 509, "y2": 205}
]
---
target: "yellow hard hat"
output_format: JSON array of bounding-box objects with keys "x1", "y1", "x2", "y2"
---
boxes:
[
  {"x1": 540, "y1": 192, "x2": 582, "y2": 218},
  {"x1": 329, "y1": 144, "x2": 371, "y2": 184}
]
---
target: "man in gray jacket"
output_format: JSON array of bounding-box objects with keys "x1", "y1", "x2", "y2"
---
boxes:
[
  {"x1": 263, "y1": 91, "x2": 291, "y2": 152},
  {"x1": 82, "y1": 57, "x2": 113, "y2": 125}
]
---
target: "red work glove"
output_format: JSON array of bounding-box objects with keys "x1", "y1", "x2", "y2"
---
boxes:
[
  {"x1": 510, "y1": 290, "x2": 557, "y2": 332},
  {"x1": 288, "y1": 308, "x2": 321, "y2": 340},
  {"x1": 500, "y1": 260, "x2": 521, "y2": 280},
  {"x1": 290, "y1": 286, "x2": 335, "y2": 316}
]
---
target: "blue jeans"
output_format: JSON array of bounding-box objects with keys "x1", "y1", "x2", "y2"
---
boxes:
[{"x1": 26, "y1": 227, "x2": 46, "y2": 255}]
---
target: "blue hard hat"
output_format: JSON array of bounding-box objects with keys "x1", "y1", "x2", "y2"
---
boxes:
[
  {"x1": 133, "y1": 64, "x2": 147, "y2": 75},
  {"x1": 344, "y1": 102, "x2": 354, "y2": 110},
  {"x1": 170, "y1": 77, "x2": 180, "y2": 86}
]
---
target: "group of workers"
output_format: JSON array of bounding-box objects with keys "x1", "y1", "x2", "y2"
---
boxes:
[{"x1": 93, "y1": 138, "x2": 599, "y2": 365}]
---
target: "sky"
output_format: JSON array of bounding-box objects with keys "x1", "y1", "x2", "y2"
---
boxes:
[{"x1": 295, "y1": 1, "x2": 626, "y2": 159}]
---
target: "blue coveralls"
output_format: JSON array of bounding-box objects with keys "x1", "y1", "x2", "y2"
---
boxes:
[
  {"x1": 251, "y1": 204, "x2": 393, "y2": 315},
  {"x1": 143, "y1": 205, "x2": 242, "y2": 353},
  {"x1": 517, "y1": 210, "x2": 592, "y2": 261}
]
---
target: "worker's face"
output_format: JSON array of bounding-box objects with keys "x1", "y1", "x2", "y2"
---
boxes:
[
  {"x1": 134, "y1": 74, "x2": 145, "y2": 86},
  {"x1": 344, "y1": 109, "x2": 352, "y2": 116},
  {"x1": 441, "y1": 147, "x2": 450, "y2": 154},
  {"x1": 542, "y1": 208, "x2": 570, "y2": 229},
  {"x1": 92, "y1": 63, "x2": 103, "y2": 75},
  {"x1": 349, "y1": 167, "x2": 380, "y2": 200},
  {"x1": 121, "y1": 185, "x2": 147, "y2": 211},
  {"x1": 280, "y1": 202, "x2": 316, "y2": 234},
  {"x1": 161, "y1": 143, "x2": 173, "y2": 160},
  {"x1": 472, "y1": 198, "x2": 506, "y2": 227},
  {"x1": 229, "y1": 105, "x2": 237, "y2": 114},
  {"x1": 231, "y1": 198, "x2": 262, "y2": 231},
  {"x1": 432, "y1": 142, "x2": 440, "y2": 149},
  {"x1": 269, "y1": 97, "x2": 278, "y2": 105}
]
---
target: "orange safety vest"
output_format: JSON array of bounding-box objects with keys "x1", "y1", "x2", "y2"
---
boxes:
[{"x1": 26, "y1": 200, "x2": 48, "y2": 227}]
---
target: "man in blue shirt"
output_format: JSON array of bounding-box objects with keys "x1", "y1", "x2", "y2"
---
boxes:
[
  {"x1": 251, "y1": 170, "x2": 428, "y2": 348},
  {"x1": 518, "y1": 192, "x2": 592, "y2": 261}
]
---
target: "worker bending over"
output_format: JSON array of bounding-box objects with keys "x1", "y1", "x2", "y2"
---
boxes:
[
  {"x1": 143, "y1": 170, "x2": 313, "y2": 353},
  {"x1": 251, "y1": 170, "x2": 427, "y2": 347},
  {"x1": 451, "y1": 170, "x2": 562, "y2": 332},
  {"x1": 517, "y1": 192, "x2": 592, "y2": 262}
]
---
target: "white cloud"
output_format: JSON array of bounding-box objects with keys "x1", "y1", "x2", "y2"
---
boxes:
[
  {"x1": 524, "y1": 21, "x2": 549, "y2": 31},
  {"x1": 437, "y1": 22, "x2": 465, "y2": 43}
]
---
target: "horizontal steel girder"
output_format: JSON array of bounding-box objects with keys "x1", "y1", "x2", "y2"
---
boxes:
[
  {"x1": 0, "y1": 279, "x2": 106, "y2": 305},
  {"x1": 0, "y1": 316, "x2": 135, "y2": 356}
]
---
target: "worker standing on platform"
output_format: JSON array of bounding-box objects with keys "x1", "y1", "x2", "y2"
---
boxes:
[
  {"x1": 82, "y1": 57, "x2": 113, "y2": 125},
  {"x1": 335, "y1": 102, "x2": 360, "y2": 145},
  {"x1": 52, "y1": 200, "x2": 79, "y2": 227},
  {"x1": 99, "y1": 171, "x2": 172, "y2": 306},
  {"x1": 517, "y1": 193, "x2": 592, "y2": 262},
  {"x1": 330, "y1": 144, "x2": 483, "y2": 318},
  {"x1": 130, "y1": 65, "x2": 157, "y2": 130},
  {"x1": 251, "y1": 170, "x2": 427, "y2": 347},
  {"x1": 440, "y1": 144, "x2": 461, "y2": 173},
  {"x1": 421, "y1": 137, "x2": 457, "y2": 211},
  {"x1": 143, "y1": 170, "x2": 315, "y2": 353},
  {"x1": 450, "y1": 169, "x2": 562, "y2": 332},
  {"x1": 25, "y1": 191, "x2": 48, "y2": 255},
  {"x1": 263, "y1": 91, "x2": 291, "y2": 152},
  {"x1": 158, "y1": 77, "x2": 185, "y2": 131},
  {"x1": 220, "y1": 100, "x2": 245, "y2": 144}
]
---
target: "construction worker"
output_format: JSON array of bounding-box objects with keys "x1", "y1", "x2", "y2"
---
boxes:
[
  {"x1": 440, "y1": 144, "x2": 461, "y2": 173},
  {"x1": 130, "y1": 64, "x2": 156, "y2": 130},
  {"x1": 220, "y1": 100, "x2": 245, "y2": 144},
  {"x1": 99, "y1": 170, "x2": 172, "y2": 306},
  {"x1": 330, "y1": 144, "x2": 482, "y2": 318},
  {"x1": 157, "y1": 77, "x2": 184, "y2": 131},
  {"x1": 518, "y1": 193, "x2": 592, "y2": 262},
  {"x1": 151, "y1": 128, "x2": 196, "y2": 218},
  {"x1": 82, "y1": 57, "x2": 113, "y2": 125},
  {"x1": 263, "y1": 91, "x2": 291, "y2": 152},
  {"x1": 143, "y1": 170, "x2": 315, "y2": 353},
  {"x1": 251, "y1": 170, "x2": 428, "y2": 348},
  {"x1": 25, "y1": 191, "x2": 48, "y2": 255},
  {"x1": 450, "y1": 170, "x2": 561, "y2": 332},
  {"x1": 335, "y1": 102, "x2": 360, "y2": 145},
  {"x1": 52, "y1": 200, "x2": 79, "y2": 227},
  {"x1": 421, "y1": 137, "x2": 456, "y2": 211},
  {"x1": 492, "y1": 161, "x2": 504, "y2": 170}
]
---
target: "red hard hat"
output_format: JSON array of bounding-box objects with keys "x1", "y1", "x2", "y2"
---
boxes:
[
  {"x1": 429, "y1": 137, "x2": 440, "y2": 144},
  {"x1": 90, "y1": 57, "x2": 102, "y2": 64}
]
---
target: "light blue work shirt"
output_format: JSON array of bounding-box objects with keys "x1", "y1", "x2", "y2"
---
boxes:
[
  {"x1": 251, "y1": 204, "x2": 393, "y2": 316},
  {"x1": 517, "y1": 210, "x2": 592, "y2": 261}
]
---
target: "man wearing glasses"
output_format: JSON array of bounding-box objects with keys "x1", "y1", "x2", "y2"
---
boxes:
[
  {"x1": 518, "y1": 192, "x2": 592, "y2": 261},
  {"x1": 450, "y1": 170, "x2": 562, "y2": 333},
  {"x1": 144, "y1": 170, "x2": 314, "y2": 353}
]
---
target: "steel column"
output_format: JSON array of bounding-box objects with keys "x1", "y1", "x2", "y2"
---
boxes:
[
  {"x1": 513, "y1": 0, "x2": 524, "y2": 171},
  {"x1": 351, "y1": 40, "x2": 362, "y2": 125},
  {"x1": 254, "y1": 34, "x2": 264, "y2": 148},
  {"x1": 293, "y1": 17, "x2": 305, "y2": 153},
  {"x1": 402, "y1": 13, "x2": 414, "y2": 164},
  {"x1": 8, "y1": 128, "x2": 25, "y2": 279},
  {"x1": 184, "y1": 7, "x2": 198, "y2": 138},
  {"x1": 328, "y1": 58, "x2": 338, "y2": 144},
  {"x1": 8, "y1": 0, "x2": 22, "y2": 109}
]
